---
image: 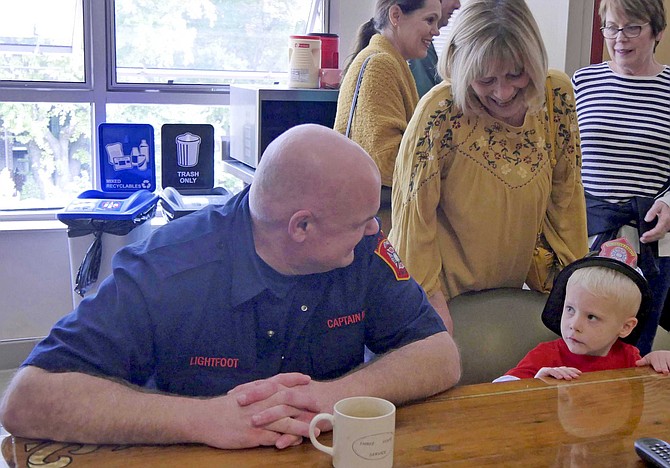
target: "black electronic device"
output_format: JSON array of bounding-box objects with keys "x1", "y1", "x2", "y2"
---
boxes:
[
  {"x1": 229, "y1": 85, "x2": 339, "y2": 169},
  {"x1": 635, "y1": 438, "x2": 670, "y2": 467}
]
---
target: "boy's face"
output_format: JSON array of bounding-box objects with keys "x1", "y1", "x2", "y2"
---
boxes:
[{"x1": 560, "y1": 282, "x2": 638, "y2": 356}]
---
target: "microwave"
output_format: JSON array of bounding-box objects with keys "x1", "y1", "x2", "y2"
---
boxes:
[{"x1": 229, "y1": 85, "x2": 339, "y2": 169}]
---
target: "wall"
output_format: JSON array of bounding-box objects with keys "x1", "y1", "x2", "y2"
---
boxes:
[
  {"x1": 527, "y1": 0, "x2": 594, "y2": 76},
  {"x1": 0, "y1": 224, "x2": 71, "y2": 341},
  {"x1": 0, "y1": 222, "x2": 72, "y2": 366},
  {"x1": 329, "y1": 0, "x2": 374, "y2": 69}
]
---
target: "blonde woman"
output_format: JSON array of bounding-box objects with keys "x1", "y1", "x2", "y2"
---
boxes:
[{"x1": 389, "y1": 0, "x2": 588, "y2": 331}]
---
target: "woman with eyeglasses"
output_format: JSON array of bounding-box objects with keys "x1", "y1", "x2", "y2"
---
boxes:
[{"x1": 572, "y1": 0, "x2": 670, "y2": 355}]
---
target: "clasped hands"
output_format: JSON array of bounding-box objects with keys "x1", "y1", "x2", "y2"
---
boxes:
[{"x1": 203, "y1": 373, "x2": 331, "y2": 450}]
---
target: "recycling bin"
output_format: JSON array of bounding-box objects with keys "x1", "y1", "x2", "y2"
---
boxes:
[{"x1": 58, "y1": 189, "x2": 159, "y2": 307}]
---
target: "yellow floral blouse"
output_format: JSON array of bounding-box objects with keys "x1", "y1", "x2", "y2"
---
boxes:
[{"x1": 389, "y1": 70, "x2": 588, "y2": 301}]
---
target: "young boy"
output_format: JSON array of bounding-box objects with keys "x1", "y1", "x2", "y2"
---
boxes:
[{"x1": 495, "y1": 238, "x2": 670, "y2": 382}]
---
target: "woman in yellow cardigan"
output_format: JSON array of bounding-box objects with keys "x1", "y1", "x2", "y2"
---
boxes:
[
  {"x1": 389, "y1": 0, "x2": 588, "y2": 332},
  {"x1": 334, "y1": 0, "x2": 442, "y2": 231}
]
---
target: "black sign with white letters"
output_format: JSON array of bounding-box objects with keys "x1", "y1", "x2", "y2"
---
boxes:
[{"x1": 161, "y1": 124, "x2": 215, "y2": 191}]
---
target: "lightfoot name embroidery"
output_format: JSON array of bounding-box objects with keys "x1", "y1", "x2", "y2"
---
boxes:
[{"x1": 189, "y1": 356, "x2": 239, "y2": 368}]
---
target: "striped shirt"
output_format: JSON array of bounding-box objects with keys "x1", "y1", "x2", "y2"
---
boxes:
[{"x1": 572, "y1": 62, "x2": 670, "y2": 204}]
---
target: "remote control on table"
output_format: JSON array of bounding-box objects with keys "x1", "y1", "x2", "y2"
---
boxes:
[{"x1": 635, "y1": 438, "x2": 670, "y2": 467}]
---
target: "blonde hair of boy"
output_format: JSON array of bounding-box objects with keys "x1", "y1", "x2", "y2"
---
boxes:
[
  {"x1": 567, "y1": 266, "x2": 642, "y2": 319},
  {"x1": 439, "y1": 0, "x2": 548, "y2": 116}
]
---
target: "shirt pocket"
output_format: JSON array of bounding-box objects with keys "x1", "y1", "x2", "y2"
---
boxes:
[{"x1": 307, "y1": 313, "x2": 366, "y2": 380}]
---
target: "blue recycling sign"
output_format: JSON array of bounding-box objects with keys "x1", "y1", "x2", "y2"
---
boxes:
[{"x1": 98, "y1": 123, "x2": 156, "y2": 193}]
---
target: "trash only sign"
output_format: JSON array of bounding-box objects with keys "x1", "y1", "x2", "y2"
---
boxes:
[{"x1": 161, "y1": 123, "x2": 215, "y2": 192}]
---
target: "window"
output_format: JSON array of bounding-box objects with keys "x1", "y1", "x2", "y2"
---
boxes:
[
  {"x1": 0, "y1": 0, "x2": 326, "y2": 214},
  {"x1": 0, "y1": 102, "x2": 92, "y2": 210},
  {"x1": 433, "y1": 8, "x2": 460, "y2": 59},
  {"x1": 0, "y1": 0, "x2": 86, "y2": 84},
  {"x1": 113, "y1": 0, "x2": 325, "y2": 88}
]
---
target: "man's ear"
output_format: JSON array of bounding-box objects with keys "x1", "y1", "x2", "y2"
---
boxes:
[
  {"x1": 618, "y1": 316, "x2": 639, "y2": 339},
  {"x1": 288, "y1": 209, "x2": 314, "y2": 242}
]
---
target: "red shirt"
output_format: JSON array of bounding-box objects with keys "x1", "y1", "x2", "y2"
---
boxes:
[{"x1": 506, "y1": 338, "x2": 641, "y2": 379}]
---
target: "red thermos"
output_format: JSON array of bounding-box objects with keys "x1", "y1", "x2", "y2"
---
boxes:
[{"x1": 308, "y1": 33, "x2": 339, "y2": 69}]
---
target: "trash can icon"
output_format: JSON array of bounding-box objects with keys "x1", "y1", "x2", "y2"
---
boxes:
[{"x1": 176, "y1": 132, "x2": 201, "y2": 167}]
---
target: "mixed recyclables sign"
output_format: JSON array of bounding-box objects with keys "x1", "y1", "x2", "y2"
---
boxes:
[{"x1": 98, "y1": 123, "x2": 157, "y2": 193}]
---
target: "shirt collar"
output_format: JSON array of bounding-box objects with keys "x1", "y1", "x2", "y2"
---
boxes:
[{"x1": 228, "y1": 187, "x2": 297, "y2": 306}]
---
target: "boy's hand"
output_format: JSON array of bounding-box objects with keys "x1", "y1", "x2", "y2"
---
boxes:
[
  {"x1": 636, "y1": 351, "x2": 670, "y2": 375},
  {"x1": 535, "y1": 367, "x2": 582, "y2": 380}
]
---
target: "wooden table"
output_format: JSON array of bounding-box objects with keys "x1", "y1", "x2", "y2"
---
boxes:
[{"x1": 2, "y1": 367, "x2": 668, "y2": 467}]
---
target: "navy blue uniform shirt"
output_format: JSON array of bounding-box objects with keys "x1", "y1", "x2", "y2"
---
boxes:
[{"x1": 25, "y1": 187, "x2": 446, "y2": 396}]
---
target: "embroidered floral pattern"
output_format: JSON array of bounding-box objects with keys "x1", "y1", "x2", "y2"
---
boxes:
[
  {"x1": 408, "y1": 98, "x2": 458, "y2": 193},
  {"x1": 406, "y1": 81, "x2": 578, "y2": 196}
]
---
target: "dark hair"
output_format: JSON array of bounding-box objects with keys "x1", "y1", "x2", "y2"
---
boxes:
[
  {"x1": 599, "y1": 0, "x2": 667, "y2": 50},
  {"x1": 343, "y1": 0, "x2": 430, "y2": 73}
]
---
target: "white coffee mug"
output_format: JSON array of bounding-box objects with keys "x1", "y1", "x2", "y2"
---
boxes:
[{"x1": 309, "y1": 396, "x2": 395, "y2": 468}]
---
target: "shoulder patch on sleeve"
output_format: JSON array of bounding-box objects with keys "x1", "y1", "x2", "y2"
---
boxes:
[{"x1": 374, "y1": 234, "x2": 410, "y2": 281}]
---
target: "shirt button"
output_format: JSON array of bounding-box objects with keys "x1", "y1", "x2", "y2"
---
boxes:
[
  {"x1": 301, "y1": 305, "x2": 308, "y2": 312},
  {"x1": 267, "y1": 330, "x2": 275, "y2": 338},
  {"x1": 281, "y1": 355, "x2": 285, "y2": 360}
]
